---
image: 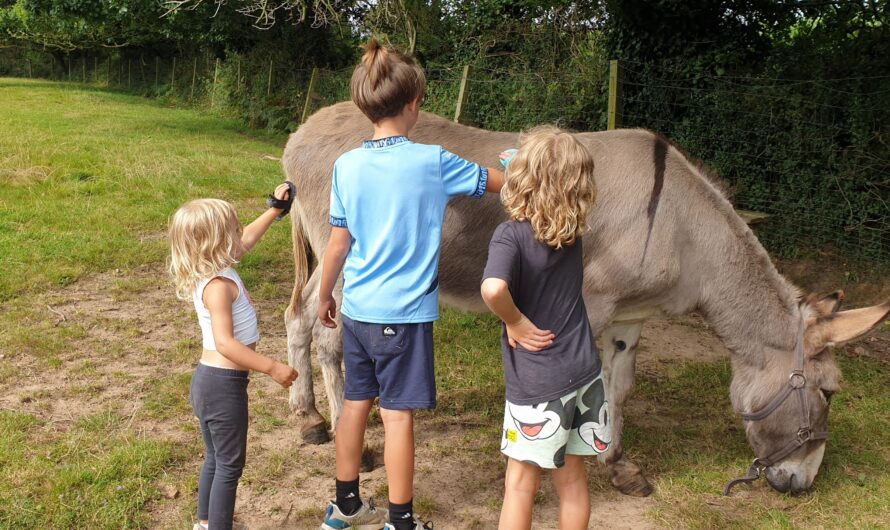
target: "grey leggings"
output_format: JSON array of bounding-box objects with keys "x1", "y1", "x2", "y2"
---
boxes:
[{"x1": 190, "y1": 363, "x2": 249, "y2": 530}]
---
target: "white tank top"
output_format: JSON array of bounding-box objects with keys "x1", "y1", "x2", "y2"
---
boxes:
[{"x1": 193, "y1": 268, "x2": 260, "y2": 351}]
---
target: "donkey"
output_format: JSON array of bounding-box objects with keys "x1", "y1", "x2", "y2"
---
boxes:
[{"x1": 281, "y1": 101, "x2": 890, "y2": 496}]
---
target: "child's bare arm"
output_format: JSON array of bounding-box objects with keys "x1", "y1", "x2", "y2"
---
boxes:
[
  {"x1": 485, "y1": 167, "x2": 505, "y2": 193},
  {"x1": 481, "y1": 277, "x2": 554, "y2": 351},
  {"x1": 318, "y1": 227, "x2": 352, "y2": 328},
  {"x1": 239, "y1": 183, "x2": 291, "y2": 256},
  {"x1": 204, "y1": 278, "x2": 298, "y2": 387}
]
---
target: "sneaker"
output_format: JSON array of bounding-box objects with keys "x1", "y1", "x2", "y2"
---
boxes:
[
  {"x1": 383, "y1": 516, "x2": 433, "y2": 530},
  {"x1": 192, "y1": 523, "x2": 248, "y2": 530},
  {"x1": 320, "y1": 499, "x2": 388, "y2": 530}
]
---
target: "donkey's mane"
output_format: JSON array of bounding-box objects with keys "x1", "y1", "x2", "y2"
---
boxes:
[
  {"x1": 655, "y1": 129, "x2": 802, "y2": 312},
  {"x1": 647, "y1": 130, "x2": 731, "y2": 198}
]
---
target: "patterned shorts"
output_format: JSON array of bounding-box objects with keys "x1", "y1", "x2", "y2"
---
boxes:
[{"x1": 501, "y1": 374, "x2": 611, "y2": 469}]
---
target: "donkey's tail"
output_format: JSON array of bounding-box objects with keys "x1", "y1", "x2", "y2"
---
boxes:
[{"x1": 286, "y1": 199, "x2": 310, "y2": 319}]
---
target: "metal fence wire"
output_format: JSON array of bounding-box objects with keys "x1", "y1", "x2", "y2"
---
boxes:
[
  {"x1": 615, "y1": 60, "x2": 890, "y2": 263},
  {"x1": 1, "y1": 49, "x2": 887, "y2": 264}
]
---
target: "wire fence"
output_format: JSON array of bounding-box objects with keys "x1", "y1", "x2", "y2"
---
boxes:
[
  {"x1": 616, "y1": 59, "x2": 890, "y2": 264},
  {"x1": 1, "y1": 48, "x2": 887, "y2": 264}
]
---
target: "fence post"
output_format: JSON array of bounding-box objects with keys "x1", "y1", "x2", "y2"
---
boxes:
[
  {"x1": 211, "y1": 58, "x2": 220, "y2": 108},
  {"x1": 82, "y1": 57, "x2": 86, "y2": 83},
  {"x1": 27, "y1": 58, "x2": 32, "y2": 78},
  {"x1": 453, "y1": 65, "x2": 471, "y2": 123},
  {"x1": 93, "y1": 56, "x2": 98, "y2": 83},
  {"x1": 171, "y1": 56, "x2": 177, "y2": 90},
  {"x1": 607, "y1": 59, "x2": 623, "y2": 130},
  {"x1": 67, "y1": 55, "x2": 72, "y2": 81},
  {"x1": 155, "y1": 56, "x2": 160, "y2": 89},
  {"x1": 300, "y1": 67, "x2": 320, "y2": 125},
  {"x1": 236, "y1": 57, "x2": 241, "y2": 88},
  {"x1": 128, "y1": 59, "x2": 132, "y2": 88},
  {"x1": 267, "y1": 58, "x2": 274, "y2": 98},
  {"x1": 191, "y1": 56, "x2": 197, "y2": 100}
]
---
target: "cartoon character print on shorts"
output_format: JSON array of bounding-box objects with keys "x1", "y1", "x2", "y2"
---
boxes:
[
  {"x1": 507, "y1": 396, "x2": 576, "y2": 441},
  {"x1": 573, "y1": 377, "x2": 611, "y2": 453}
]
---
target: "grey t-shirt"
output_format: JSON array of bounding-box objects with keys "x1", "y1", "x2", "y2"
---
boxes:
[{"x1": 482, "y1": 220, "x2": 601, "y2": 405}]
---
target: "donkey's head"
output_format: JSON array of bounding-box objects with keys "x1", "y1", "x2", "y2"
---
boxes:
[{"x1": 731, "y1": 291, "x2": 889, "y2": 493}]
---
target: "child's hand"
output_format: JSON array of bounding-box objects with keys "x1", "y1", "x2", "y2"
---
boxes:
[
  {"x1": 267, "y1": 181, "x2": 295, "y2": 220},
  {"x1": 272, "y1": 182, "x2": 291, "y2": 205},
  {"x1": 319, "y1": 297, "x2": 338, "y2": 328},
  {"x1": 269, "y1": 361, "x2": 298, "y2": 388},
  {"x1": 499, "y1": 148, "x2": 518, "y2": 169},
  {"x1": 505, "y1": 314, "x2": 554, "y2": 352}
]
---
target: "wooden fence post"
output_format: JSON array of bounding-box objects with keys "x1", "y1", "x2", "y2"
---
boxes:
[
  {"x1": 453, "y1": 65, "x2": 471, "y2": 123},
  {"x1": 67, "y1": 55, "x2": 72, "y2": 81},
  {"x1": 93, "y1": 56, "x2": 98, "y2": 82},
  {"x1": 300, "y1": 67, "x2": 320, "y2": 124},
  {"x1": 191, "y1": 56, "x2": 197, "y2": 100},
  {"x1": 267, "y1": 58, "x2": 274, "y2": 98},
  {"x1": 236, "y1": 57, "x2": 241, "y2": 87},
  {"x1": 171, "y1": 56, "x2": 177, "y2": 89},
  {"x1": 155, "y1": 56, "x2": 160, "y2": 89},
  {"x1": 211, "y1": 58, "x2": 220, "y2": 108},
  {"x1": 127, "y1": 59, "x2": 132, "y2": 88},
  {"x1": 82, "y1": 57, "x2": 86, "y2": 83},
  {"x1": 27, "y1": 58, "x2": 32, "y2": 78},
  {"x1": 608, "y1": 59, "x2": 623, "y2": 130}
]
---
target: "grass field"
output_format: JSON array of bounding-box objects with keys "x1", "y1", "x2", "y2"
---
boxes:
[{"x1": 1, "y1": 78, "x2": 889, "y2": 529}]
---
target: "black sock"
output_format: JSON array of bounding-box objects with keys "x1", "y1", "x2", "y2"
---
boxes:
[
  {"x1": 389, "y1": 499, "x2": 414, "y2": 530},
  {"x1": 335, "y1": 478, "x2": 361, "y2": 516}
]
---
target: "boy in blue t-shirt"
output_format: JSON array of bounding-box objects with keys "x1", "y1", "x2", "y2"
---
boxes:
[{"x1": 317, "y1": 39, "x2": 505, "y2": 530}]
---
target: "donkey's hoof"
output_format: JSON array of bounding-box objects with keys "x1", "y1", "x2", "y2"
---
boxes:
[
  {"x1": 612, "y1": 471, "x2": 654, "y2": 497},
  {"x1": 301, "y1": 423, "x2": 331, "y2": 445},
  {"x1": 360, "y1": 444, "x2": 382, "y2": 473},
  {"x1": 609, "y1": 459, "x2": 654, "y2": 497}
]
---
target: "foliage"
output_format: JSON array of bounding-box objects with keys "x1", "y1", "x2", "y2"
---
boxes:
[{"x1": 606, "y1": 0, "x2": 890, "y2": 261}]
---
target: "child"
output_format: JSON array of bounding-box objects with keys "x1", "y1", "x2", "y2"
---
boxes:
[
  {"x1": 481, "y1": 127, "x2": 610, "y2": 530},
  {"x1": 316, "y1": 39, "x2": 505, "y2": 530},
  {"x1": 169, "y1": 184, "x2": 300, "y2": 530}
]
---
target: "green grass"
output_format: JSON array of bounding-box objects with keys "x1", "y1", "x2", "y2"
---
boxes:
[
  {"x1": 0, "y1": 410, "x2": 178, "y2": 529},
  {"x1": 0, "y1": 78, "x2": 293, "y2": 301}
]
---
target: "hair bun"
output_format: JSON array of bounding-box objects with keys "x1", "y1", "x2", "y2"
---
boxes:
[{"x1": 361, "y1": 38, "x2": 390, "y2": 89}]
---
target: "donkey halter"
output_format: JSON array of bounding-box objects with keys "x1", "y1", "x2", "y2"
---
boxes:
[{"x1": 723, "y1": 315, "x2": 829, "y2": 495}]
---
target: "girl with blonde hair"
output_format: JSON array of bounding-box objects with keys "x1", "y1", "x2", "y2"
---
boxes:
[
  {"x1": 482, "y1": 126, "x2": 609, "y2": 530},
  {"x1": 169, "y1": 184, "x2": 299, "y2": 530}
]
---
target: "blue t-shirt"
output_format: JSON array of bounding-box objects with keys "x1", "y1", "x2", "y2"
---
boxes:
[{"x1": 329, "y1": 136, "x2": 488, "y2": 323}]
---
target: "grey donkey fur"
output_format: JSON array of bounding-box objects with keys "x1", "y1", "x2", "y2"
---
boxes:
[{"x1": 281, "y1": 102, "x2": 890, "y2": 495}]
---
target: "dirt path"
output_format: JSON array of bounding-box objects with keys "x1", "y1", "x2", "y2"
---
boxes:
[{"x1": 1, "y1": 264, "x2": 886, "y2": 529}]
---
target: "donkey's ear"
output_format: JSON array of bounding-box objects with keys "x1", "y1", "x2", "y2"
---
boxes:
[
  {"x1": 806, "y1": 290, "x2": 845, "y2": 316},
  {"x1": 805, "y1": 299, "x2": 890, "y2": 354}
]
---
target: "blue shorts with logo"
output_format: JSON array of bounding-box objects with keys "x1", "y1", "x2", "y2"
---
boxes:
[{"x1": 341, "y1": 315, "x2": 436, "y2": 410}]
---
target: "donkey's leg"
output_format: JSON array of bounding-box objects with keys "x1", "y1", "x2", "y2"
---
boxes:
[
  {"x1": 598, "y1": 319, "x2": 653, "y2": 496},
  {"x1": 285, "y1": 267, "x2": 331, "y2": 444},
  {"x1": 312, "y1": 313, "x2": 345, "y2": 431}
]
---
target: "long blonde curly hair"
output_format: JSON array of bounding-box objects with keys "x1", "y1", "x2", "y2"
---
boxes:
[
  {"x1": 501, "y1": 126, "x2": 597, "y2": 249},
  {"x1": 168, "y1": 198, "x2": 243, "y2": 300}
]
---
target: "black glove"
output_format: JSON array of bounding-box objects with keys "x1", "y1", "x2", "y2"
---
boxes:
[{"x1": 267, "y1": 181, "x2": 296, "y2": 220}]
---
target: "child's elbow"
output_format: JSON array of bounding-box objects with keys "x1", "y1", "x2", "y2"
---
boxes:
[
  {"x1": 480, "y1": 278, "x2": 507, "y2": 303},
  {"x1": 214, "y1": 337, "x2": 237, "y2": 355}
]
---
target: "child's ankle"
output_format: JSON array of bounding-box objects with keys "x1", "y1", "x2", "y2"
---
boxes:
[{"x1": 389, "y1": 498, "x2": 414, "y2": 530}]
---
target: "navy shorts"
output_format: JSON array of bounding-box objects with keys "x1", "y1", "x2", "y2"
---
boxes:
[{"x1": 341, "y1": 315, "x2": 436, "y2": 410}]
